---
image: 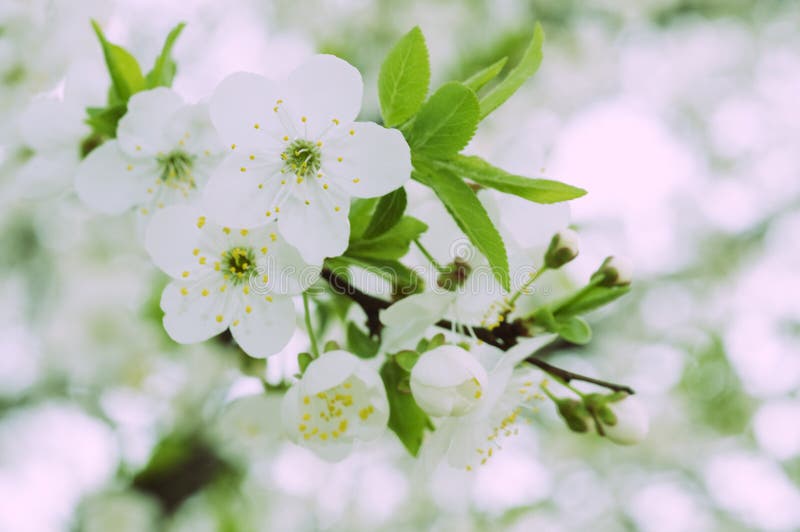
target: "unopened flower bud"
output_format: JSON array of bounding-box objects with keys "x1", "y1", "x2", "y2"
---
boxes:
[
  {"x1": 556, "y1": 398, "x2": 592, "y2": 433},
  {"x1": 545, "y1": 229, "x2": 580, "y2": 269},
  {"x1": 602, "y1": 394, "x2": 648, "y2": 445},
  {"x1": 410, "y1": 345, "x2": 488, "y2": 417},
  {"x1": 592, "y1": 256, "x2": 632, "y2": 287}
]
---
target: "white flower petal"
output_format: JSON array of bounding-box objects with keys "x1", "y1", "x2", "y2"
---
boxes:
[
  {"x1": 75, "y1": 141, "x2": 152, "y2": 214},
  {"x1": 164, "y1": 102, "x2": 222, "y2": 156},
  {"x1": 278, "y1": 184, "x2": 350, "y2": 263},
  {"x1": 230, "y1": 294, "x2": 295, "y2": 358},
  {"x1": 322, "y1": 122, "x2": 411, "y2": 198},
  {"x1": 203, "y1": 153, "x2": 282, "y2": 228},
  {"x1": 301, "y1": 350, "x2": 359, "y2": 395},
  {"x1": 379, "y1": 292, "x2": 456, "y2": 352},
  {"x1": 286, "y1": 54, "x2": 363, "y2": 138},
  {"x1": 280, "y1": 384, "x2": 303, "y2": 441},
  {"x1": 605, "y1": 395, "x2": 649, "y2": 445},
  {"x1": 210, "y1": 72, "x2": 284, "y2": 151},
  {"x1": 144, "y1": 204, "x2": 206, "y2": 278},
  {"x1": 412, "y1": 345, "x2": 487, "y2": 388},
  {"x1": 255, "y1": 225, "x2": 322, "y2": 294},
  {"x1": 18, "y1": 99, "x2": 86, "y2": 151},
  {"x1": 117, "y1": 88, "x2": 184, "y2": 157},
  {"x1": 161, "y1": 280, "x2": 235, "y2": 343},
  {"x1": 494, "y1": 334, "x2": 557, "y2": 372}
]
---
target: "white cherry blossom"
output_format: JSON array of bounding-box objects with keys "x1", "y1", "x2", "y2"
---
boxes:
[
  {"x1": 419, "y1": 336, "x2": 555, "y2": 472},
  {"x1": 144, "y1": 204, "x2": 320, "y2": 358},
  {"x1": 75, "y1": 88, "x2": 223, "y2": 220},
  {"x1": 410, "y1": 345, "x2": 489, "y2": 418},
  {"x1": 281, "y1": 350, "x2": 389, "y2": 461},
  {"x1": 204, "y1": 54, "x2": 412, "y2": 263}
]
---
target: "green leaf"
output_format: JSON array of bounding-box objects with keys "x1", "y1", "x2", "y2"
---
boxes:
[
  {"x1": 297, "y1": 352, "x2": 313, "y2": 373},
  {"x1": 333, "y1": 256, "x2": 424, "y2": 296},
  {"x1": 145, "y1": 22, "x2": 186, "y2": 88},
  {"x1": 378, "y1": 26, "x2": 430, "y2": 127},
  {"x1": 362, "y1": 187, "x2": 407, "y2": 239},
  {"x1": 409, "y1": 82, "x2": 479, "y2": 158},
  {"x1": 553, "y1": 285, "x2": 630, "y2": 318},
  {"x1": 395, "y1": 350, "x2": 420, "y2": 372},
  {"x1": 346, "y1": 323, "x2": 379, "y2": 358},
  {"x1": 346, "y1": 216, "x2": 427, "y2": 261},
  {"x1": 479, "y1": 23, "x2": 544, "y2": 119},
  {"x1": 380, "y1": 360, "x2": 431, "y2": 456},
  {"x1": 91, "y1": 19, "x2": 146, "y2": 103},
  {"x1": 85, "y1": 104, "x2": 127, "y2": 138},
  {"x1": 437, "y1": 155, "x2": 586, "y2": 204},
  {"x1": 414, "y1": 164, "x2": 510, "y2": 290},
  {"x1": 463, "y1": 56, "x2": 508, "y2": 92},
  {"x1": 556, "y1": 316, "x2": 592, "y2": 345},
  {"x1": 348, "y1": 198, "x2": 378, "y2": 239}
]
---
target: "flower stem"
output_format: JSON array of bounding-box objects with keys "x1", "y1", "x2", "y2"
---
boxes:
[
  {"x1": 302, "y1": 292, "x2": 319, "y2": 359},
  {"x1": 414, "y1": 238, "x2": 446, "y2": 273},
  {"x1": 507, "y1": 266, "x2": 549, "y2": 308}
]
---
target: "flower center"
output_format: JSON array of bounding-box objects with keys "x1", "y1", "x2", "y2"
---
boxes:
[
  {"x1": 222, "y1": 246, "x2": 255, "y2": 285},
  {"x1": 157, "y1": 150, "x2": 196, "y2": 188},
  {"x1": 281, "y1": 139, "x2": 321, "y2": 178}
]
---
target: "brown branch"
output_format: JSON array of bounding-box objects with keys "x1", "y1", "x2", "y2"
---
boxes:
[{"x1": 322, "y1": 268, "x2": 635, "y2": 394}]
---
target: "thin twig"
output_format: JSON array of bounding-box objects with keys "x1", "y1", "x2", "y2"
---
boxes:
[{"x1": 321, "y1": 268, "x2": 635, "y2": 394}]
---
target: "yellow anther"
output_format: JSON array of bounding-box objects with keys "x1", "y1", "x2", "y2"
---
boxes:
[
  {"x1": 343, "y1": 382, "x2": 352, "y2": 389},
  {"x1": 299, "y1": 424, "x2": 307, "y2": 432},
  {"x1": 253, "y1": 123, "x2": 260, "y2": 129},
  {"x1": 243, "y1": 286, "x2": 250, "y2": 295},
  {"x1": 301, "y1": 116, "x2": 307, "y2": 123},
  {"x1": 199, "y1": 256, "x2": 207, "y2": 265},
  {"x1": 232, "y1": 320, "x2": 240, "y2": 326},
  {"x1": 270, "y1": 233, "x2": 277, "y2": 241},
  {"x1": 135, "y1": 145, "x2": 142, "y2": 151},
  {"x1": 197, "y1": 216, "x2": 206, "y2": 228},
  {"x1": 219, "y1": 284, "x2": 227, "y2": 292},
  {"x1": 265, "y1": 295, "x2": 273, "y2": 302},
  {"x1": 352, "y1": 178, "x2": 360, "y2": 183},
  {"x1": 126, "y1": 164, "x2": 133, "y2": 171},
  {"x1": 334, "y1": 206, "x2": 341, "y2": 212},
  {"x1": 319, "y1": 433, "x2": 328, "y2": 441},
  {"x1": 283, "y1": 135, "x2": 289, "y2": 141},
  {"x1": 204, "y1": 149, "x2": 211, "y2": 156},
  {"x1": 193, "y1": 248, "x2": 200, "y2": 256},
  {"x1": 316, "y1": 141, "x2": 322, "y2": 147},
  {"x1": 332, "y1": 118, "x2": 339, "y2": 125},
  {"x1": 223, "y1": 227, "x2": 231, "y2": 234},
  {"x1": 303, "y1": 396, "x2": 310, "y2": 405},
  {"x1": 214, "y1": 262, "x2": 220, "y2": 271},
  {"x1": 249, "y1": 154, "x2": 255, "y2": 160},
  {"x1": 240, "y1": 167, "x2": 247, "y2": 172},
  {"x1": 304, "y1": 200, "x2": 310, "y2": 205},
  {"x1": 337, "y1": 157, "x2": 343, "y2": 162},
  {"x1": 349, "y1": 129, "x2": 355, "y2": 135},
  {"x1": 240, "y1": 229, "x2": 248, "y2": 236},
  {"x1": 323, "y1": 184, "x2": 329, "y2": 190},
  {"x1": 260, "y1": 247, "x2": 267, "y2": 254},
  {"x1": 276, "y1": 99, "x2": 283, "y2": 104},
  {"x1": 180, "y1": 287, "x2": 188, "y2": 296},
  {"x1": 245, "y1": 305, "x2": 252, "y2": 314},
  {"x1": 181, "y1": 271, "x2": 190, "y2": 278},
  {"x1": 201, "y1": 288, "x2": 209, "y2": 297},
  {"x1": 231, "y1": 143, "x2": 236, "y2": 150},
  {"x1": 215, "y1": 315, "x2": 224, "y2": 323},
  {"x1": 296, "y1": 177, "x2": 304, "y2": 184}
]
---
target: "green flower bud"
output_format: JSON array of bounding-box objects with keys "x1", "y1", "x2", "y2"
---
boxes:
[
  {"x1": 591, "y1": 256, "x2": 632, "y2": 287},
  {"x1": 544, "y1": 229, "x2": 580, "y2": 269},
  {"x1": 557, "y1": 399, "x2": 592, "y2": 433}
]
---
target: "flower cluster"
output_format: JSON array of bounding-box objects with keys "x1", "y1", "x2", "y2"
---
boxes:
[{"x1": 14, "y1": 22, "x2": 643, "y2": 467}]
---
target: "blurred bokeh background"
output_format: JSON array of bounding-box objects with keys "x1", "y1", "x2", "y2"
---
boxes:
[{"x1": 1, "y1": 0, "x2": 800, "y2": 530}]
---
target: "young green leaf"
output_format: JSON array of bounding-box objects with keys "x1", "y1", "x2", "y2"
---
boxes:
[
  {"x1": 348, "y1": 197, "x2": 378, "y2": 238},
  {"x1": 463, "y1": 56, "x2": 508, "y2": 92},
  {"x1": 414, "y1": 164, "x2": 510, "y2": 290},
  {"x1": 346, "y1": 216, "x2": 428, "y2": 261},
  {"x1": 479, "y1": 23, "x2": 544, "y2": 119},
  {"x1": 145, "y1": 22, "x2": 186, "y2": 88},
  {"x1": 346, "y1": 323, "x2": 379, "y2": 358},
  {"x1": 85, "y1": 104, "x2": 127, "y2": 138},
  {"x1": 91, "y1": 20, "x2": 146, "y2": 103},
  {"x1": 409, "y1": 82, "x2": 479, "y2": 158},
  {"x1": 380, "y1": 359, "x2": 431, "y2": 456},
  {"x1": 378, "y1": 26, "x2": 431, "y2": 127},
  {"x1": 556, "y1": 316, "x2": 592, "y2": 345},
  {"x1": 362, "y1": 187, "x2": 407, "y2": 239},
  {"x1": 437, "y1": 155, "x2": 586, "y2": 203},
  {"x1": 553, "y1": 285, "x2": 630, "y2": 318}
]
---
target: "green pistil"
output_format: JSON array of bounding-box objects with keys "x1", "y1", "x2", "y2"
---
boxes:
[
  {"x1": 223, "y1": 246, "x2": 256, "y2": 285},
  {"x1": 281, "y1": 139, "x2": 321, "y2": 178},
  {"x1": 157, "y1": 150, "x2": 196, "y2": 188}
]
